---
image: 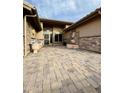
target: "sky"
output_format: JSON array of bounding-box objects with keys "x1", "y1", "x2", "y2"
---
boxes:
[{"x1": 25, "y1": 0, "x2": 100, "y2": 22}]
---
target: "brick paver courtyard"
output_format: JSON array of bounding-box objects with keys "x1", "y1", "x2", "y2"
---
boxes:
[{"x1": 24, "y1": 46, "x2": 101, "y2": 93}]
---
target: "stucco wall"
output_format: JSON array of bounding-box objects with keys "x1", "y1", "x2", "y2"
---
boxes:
[
  {"x1": 77, "y1": 16, "x2": 101, "y2": 52},
  {"x1": 53, "y1": 27, "x2": 63, "y2": 33},
  {"x1": 77, "y1": 16, "x2": 101, "y2": 37}
]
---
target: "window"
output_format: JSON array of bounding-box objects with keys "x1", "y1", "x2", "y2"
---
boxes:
[
  {"x1": 55, "y1": 34, "x2": 62, "y2": 42},
  {"x1": 55, "y1": 34, "x2": 59, "y2": 42},
  {"x1": 59, "y1": 34, "x2": 62, "y2": 42}
]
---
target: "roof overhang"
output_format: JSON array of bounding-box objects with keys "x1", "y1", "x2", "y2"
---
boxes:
[
  {"x1": 23, "y1": 1, "x2": 35, "y2": 13},
  {"x1": 23, "y1": 1, "x2": 41, "y2": 31},
  {"x1": 40, "y1": 18, "x2": 73, "y2": 27},
  {"x1": 64, "y1": 7, "x2": 101, "y2": 32}
]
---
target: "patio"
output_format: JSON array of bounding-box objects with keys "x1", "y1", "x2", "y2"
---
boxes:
[{"x1": 24, "y1": 46, "x2": 101, "y2": 93}]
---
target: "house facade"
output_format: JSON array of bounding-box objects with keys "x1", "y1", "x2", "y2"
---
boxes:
[
  {"x1": 23, "y1": 1, "x2": 44, "y2": 56},
  {"x1": 64, "y1": 8, "x2": 101, "y2": 52},
  {"x1": 40, "y1": 18, "x2": 72, "y2": 46},
  {"x1": 23, "y1": 1, "x2": 101, "y2": 55}
]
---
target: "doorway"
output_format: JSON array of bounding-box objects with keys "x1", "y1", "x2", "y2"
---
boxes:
[{"x1": 54, "y1": 34, "x2": 62, "y2": 43}]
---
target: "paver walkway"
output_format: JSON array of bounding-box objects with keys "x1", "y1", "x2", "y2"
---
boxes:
[{"x1": 24, "y1": 46, "x2": 101, "y2": 93}]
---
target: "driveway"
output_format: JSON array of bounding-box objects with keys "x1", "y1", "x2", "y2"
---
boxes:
[{"x1": 24, "y1": 46, "x2": 101, "y2": 93}]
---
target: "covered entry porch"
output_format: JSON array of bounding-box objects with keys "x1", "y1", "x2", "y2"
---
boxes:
[
  {"x1": 40, "y1": 18, "x2": 73, "y2": 46},
  {"x1": 43, "y1": 27, "x2": 63, "y2": 46}
]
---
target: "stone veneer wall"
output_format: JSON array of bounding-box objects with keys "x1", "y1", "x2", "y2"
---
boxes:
[
  {"x1": 25, "y1": 21, "x2": 32, "y2": 55},
  {"x1": 79, "y1": 36, "x2": 101, "y2": 52},
  {"x1": 63, "y1": 31, "x2": 72, "y2": 44}
]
